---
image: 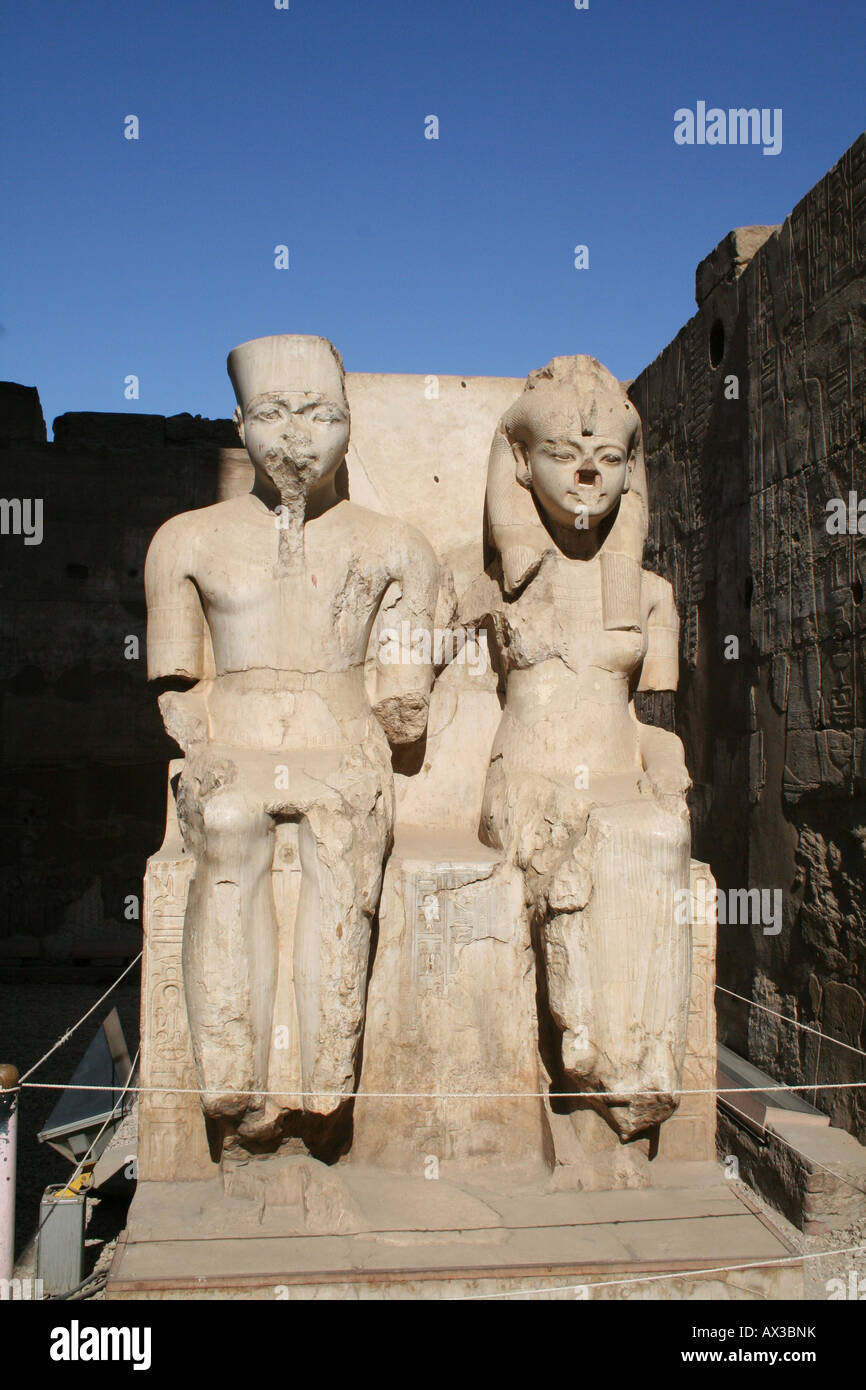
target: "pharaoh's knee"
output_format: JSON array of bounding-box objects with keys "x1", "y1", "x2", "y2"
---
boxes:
[{"x1": 198, "y1": 791, "x2": 261, "y2": 860}]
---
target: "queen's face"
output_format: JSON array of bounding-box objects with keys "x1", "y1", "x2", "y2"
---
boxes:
[
  {"x1": 241, "y1": 390, "x2": 350, "y2": 498},
  {"x1": 516, "y1": 405, "x2": 634, "y2": 532}
]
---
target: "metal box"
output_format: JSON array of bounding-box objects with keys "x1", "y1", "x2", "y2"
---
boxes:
[{"x1": 37, "y1": 1185, "x2": 85, "y2": 1296}]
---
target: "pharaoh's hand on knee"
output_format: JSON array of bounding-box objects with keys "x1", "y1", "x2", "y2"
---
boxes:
[{"x1": 157, "y1": 685, "x2": 210, "y2": 753}]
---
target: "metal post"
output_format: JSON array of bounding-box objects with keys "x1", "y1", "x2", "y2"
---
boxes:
[{"x1": 0, "y1": 1064, "x2": 19, "y2": 1283}]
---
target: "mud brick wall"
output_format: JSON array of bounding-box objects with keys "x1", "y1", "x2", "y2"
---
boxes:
[
  {"x1": 629, "y1": 133, "x2": 866, "y2": 1141},
  {"x1": 0, "y1": 407, "x2": 237, "y2": 963}
]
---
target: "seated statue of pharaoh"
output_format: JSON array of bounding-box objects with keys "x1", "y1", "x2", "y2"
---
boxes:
[
  {"x1": 144, "y1": 334, "x2": 438, "y2": 1149},
  {"x1": 479, "y1": 355, "x2": 692, "y2": 1141}
]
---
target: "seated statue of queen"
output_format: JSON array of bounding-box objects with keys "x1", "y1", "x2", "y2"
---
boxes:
[
  {"x1": 144, "y1": 334, "x2": 438, "y2": 1150},
  {"x1": 479, "y1": 355, "x2": 692, "y2": 1141}
]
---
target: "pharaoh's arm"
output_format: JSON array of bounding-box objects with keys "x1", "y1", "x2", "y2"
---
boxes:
[
  {"x1": 369, "y1": 523, "x2": 440, "y2": 744},
  {"x1": 144, "y1": 517, "x2": 214, "y2": 752}
]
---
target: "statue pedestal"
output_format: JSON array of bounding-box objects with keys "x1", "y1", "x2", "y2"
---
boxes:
[
  {"x1": 107, "y1": 1161, "x2": 801, "y2": 1300},
  {"x1": 106, "y1": 789, "x2": 793, "y2": 1302}
]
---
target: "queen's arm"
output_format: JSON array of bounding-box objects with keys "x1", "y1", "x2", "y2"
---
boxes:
[
  {"x1": 636, "y1": 569, "x2": 680, "y2": 693},
  {"x1": 632, "y1": 572, "x2": 691, "y2": 807}
]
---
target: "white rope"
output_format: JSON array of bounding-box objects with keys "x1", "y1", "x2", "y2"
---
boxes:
[
  {"x1": 717, "y1": 985, "x2": 866, "y2": 1061},
  {"x1": 452, "y1": 1240, "x2": 866, "y2": 1300},
  {"x1": 18, "y1": 1078, "x2": 866, "y2": 1099},
  {"x1": 11, "y1": 962, "x2": 864, "y2": 1107},
  {"x1": 65, "y1": 1047, "x2": 140, "y2": 1190},
  {"x1": 17, "y1": 952, "x2": 142, "y2": 1084}
]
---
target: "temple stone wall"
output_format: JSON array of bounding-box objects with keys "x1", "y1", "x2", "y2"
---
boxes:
[{"x1": 629, "y1": 132, "x2": 866, "y2": 1142}]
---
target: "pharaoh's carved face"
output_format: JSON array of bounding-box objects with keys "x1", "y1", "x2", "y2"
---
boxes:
[
  {"x1": 512, "y1": 403, "x2": 635, "y2": 532},
  {"x1": 238, "y1": 390, "x2": 350, "y2": 499}
]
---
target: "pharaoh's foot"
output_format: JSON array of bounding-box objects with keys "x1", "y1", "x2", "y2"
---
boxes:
[
  {"x1": 302, "y1": 1088, "x2": 350, "y2": 1117},
  {"x1": 201, "y1": 1088, "x2": 255, "y2": 1121},
  {"x1": 237, "y1": 1099, "x2": 285, "y2": 1144}
]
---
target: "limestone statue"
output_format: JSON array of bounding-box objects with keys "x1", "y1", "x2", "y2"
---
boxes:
[
  {"x1": 479, "y1": 355, "x2": 692, "y2": 1140},
  {"x1": 144, "y1": 334, "x2": 438, "y2": 1146}
]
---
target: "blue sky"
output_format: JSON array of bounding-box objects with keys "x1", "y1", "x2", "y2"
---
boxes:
[{"x1": 2, "y1": 0, "x2": 863, "y2": 434}]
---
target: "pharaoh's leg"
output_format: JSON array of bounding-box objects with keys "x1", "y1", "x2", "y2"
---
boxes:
[
  {"x1": 177, "y1": 756, "x2": 277, "y2": 1120},
  {"x1": 293, "y1": 795, "x2": 390, "y2": 1115}
]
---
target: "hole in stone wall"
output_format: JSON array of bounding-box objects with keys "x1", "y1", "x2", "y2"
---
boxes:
[
  {"x1": 66, "y1": 563, "x2": 89, "y2": 579},
  {"x1": 709, "y1": 319, "x2": 725, "y2": 368},
  {"x1": 852, "y1": 579, "x2": 863, "y2": 605}
]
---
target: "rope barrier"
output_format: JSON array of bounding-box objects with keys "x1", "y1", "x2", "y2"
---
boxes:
[
  {"x1": 717, "y1": 986, "x2": 866, "y2": 1061},
  {"x1": 12, "y1": 928, "x2": 863, "y2": 1105},
  {"x1": 17, "y1": 952, "x2": 142, "y2": 1085},
  {"x1": 8, "y1": 953, "x2": 864, "y2": 1109},
  {"x1": 16, "y1": 1078, "x2": 866, "y2": 1099},
  {"x1": 9, "y1": 921, "x2": 866, "y2": 1308},
  {"x1": 10, "y1": 956, "x2": 866, "y2": 1304}
]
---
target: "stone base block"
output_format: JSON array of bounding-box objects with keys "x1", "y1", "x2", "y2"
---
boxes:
[
  {"x1": 718, "y1": 1107, "x2": 866, "y2": 1233},
  {"x1": 106, "y1": 1161, "x2": 800, "y2": 1301}
]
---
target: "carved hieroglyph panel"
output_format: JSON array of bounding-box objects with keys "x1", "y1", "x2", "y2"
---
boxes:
[
  {"x1": 137, "y1": 852, "x2": 212, "y2": 1182},
  {"x1": 353, "y1": 843, "x2": 551, "y2": 1175},
  {"x1": 657, "y1": 859, "x2": 717, "y2": 1161},
  {"x1": 408, "y1": 866, "x2": 514, "y2": 997}
]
